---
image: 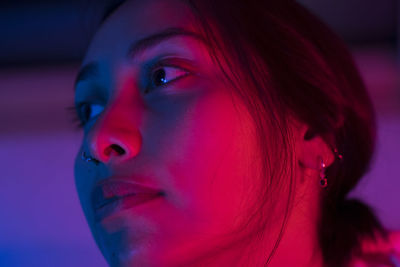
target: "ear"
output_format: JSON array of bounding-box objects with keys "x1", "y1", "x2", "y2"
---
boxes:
[{"x1": 297, "y1": 124, "x2": 335, "y2": 171}]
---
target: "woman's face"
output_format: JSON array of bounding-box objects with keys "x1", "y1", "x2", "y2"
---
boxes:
[{"x1": 74, "y1": 0, "x2": 263, "y2": 266}]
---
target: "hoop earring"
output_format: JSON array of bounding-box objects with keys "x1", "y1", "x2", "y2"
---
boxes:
[{"x1": 319, "y1": 158, "x2": 328, "y2": 188}]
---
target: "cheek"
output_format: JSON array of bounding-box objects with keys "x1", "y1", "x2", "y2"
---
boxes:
[{"x1": 161, "y1": 88, "x2": 259, "y2": 231}]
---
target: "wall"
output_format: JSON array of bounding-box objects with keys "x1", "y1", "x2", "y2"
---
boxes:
[{"x1": 0, "y1": 50, "x2": 399, "y2": 266}]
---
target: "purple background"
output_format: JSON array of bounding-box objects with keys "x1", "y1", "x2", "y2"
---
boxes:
[{"x1": 0, "y1": 1, "x2": 399, "y2": 266}]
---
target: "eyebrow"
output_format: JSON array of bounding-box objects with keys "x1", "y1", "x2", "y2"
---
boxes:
[{"x1": 74, "y1": 27, "x2": 204, "y2": 89}]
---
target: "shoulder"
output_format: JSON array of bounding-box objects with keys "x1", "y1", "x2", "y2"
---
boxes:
[{"x1": 349, "y1": 231, "x2": 400, "y2": 267}]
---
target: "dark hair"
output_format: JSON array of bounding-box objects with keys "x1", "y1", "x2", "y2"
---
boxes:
[{"x1": 97, "y1": 1, "x2": 387, "y2": 266}]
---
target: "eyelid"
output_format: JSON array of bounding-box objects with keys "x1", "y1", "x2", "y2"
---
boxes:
[{"x1": 151, "y1": 57, "x2": 196, "y2": 74}]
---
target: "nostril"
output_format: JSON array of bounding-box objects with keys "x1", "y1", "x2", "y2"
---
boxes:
[
  {"x1": 111, "y1": 144, "x2": 126, "y2": 155},
  {"x1": 104, "y1": 144, "x2": 126, "y2": 156}
]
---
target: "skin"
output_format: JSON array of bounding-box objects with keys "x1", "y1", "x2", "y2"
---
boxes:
[{"x1": 74, "y1": 0, "x2": 334, "y2": 266}]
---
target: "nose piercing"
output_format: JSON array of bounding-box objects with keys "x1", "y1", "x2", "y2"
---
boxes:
[{"x1": 81, "y1": 151, "x2": 100, "y2": 165}]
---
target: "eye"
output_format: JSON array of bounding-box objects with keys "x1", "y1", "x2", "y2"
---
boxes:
[
  {"x1": 146, "y1": 65, "x2": 189, "y2": 93},
  {"x1": 76, "y1": 103, "x2": 104, "y2": 125}
]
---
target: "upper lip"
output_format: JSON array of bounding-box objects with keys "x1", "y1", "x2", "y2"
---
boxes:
[{"x1": 91, "y1": 178, "x2": 163, "y2": 210}]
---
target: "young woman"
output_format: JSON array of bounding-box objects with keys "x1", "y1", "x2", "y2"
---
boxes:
[{"x1": 71, "y1": 0, "x2": 400, "y2": 266}]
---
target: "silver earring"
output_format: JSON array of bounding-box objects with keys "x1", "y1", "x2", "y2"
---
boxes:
[
  {"x1": 319, "y1": 158, "x2": 328, "y2": 188},
  {"x1": 81, "y1": 151, "x2": 100, "y2": 165}
]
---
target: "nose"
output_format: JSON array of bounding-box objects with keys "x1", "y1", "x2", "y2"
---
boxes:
[{"x1": 87, "y1": 112, "x2": 142, "y2": 165}]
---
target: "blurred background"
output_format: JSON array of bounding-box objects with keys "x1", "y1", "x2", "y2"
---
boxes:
[{"x1": 0, "y1": 0, "x2": 399, "y2": 266}]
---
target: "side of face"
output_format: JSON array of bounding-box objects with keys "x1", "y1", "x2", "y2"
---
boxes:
[{"x1": 74, "y1": 0, "x2": 264, "y2": 266}]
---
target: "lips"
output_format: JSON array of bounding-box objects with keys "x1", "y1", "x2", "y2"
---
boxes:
[{"x1": 91, "y1": 179, "x2": 163, "y2": 221}]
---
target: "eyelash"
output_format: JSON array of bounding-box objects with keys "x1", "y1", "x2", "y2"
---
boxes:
[
  {"x1": 66, "y1": 105, "x2": 85, "y2": 130},
  {"x1": 67, "y1": 60, "x2": 191, "y2": 129},
  {"x1": 144, "y1": 59, "x2": 190, "y2": 93}
]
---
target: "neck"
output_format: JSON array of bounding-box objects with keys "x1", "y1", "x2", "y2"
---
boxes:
[
  {"x1": 267, "y1": 212, "x2": 323, "y2": 267},
  {"x1": 172, "y1": 202, "x2": 323, "y2": 267},
  {"x1": 207, "y1": 191, "x2": 323, "y2": 266},
  {"x1": 168, "y1": 171, "x2": 324, "y2": 267}
]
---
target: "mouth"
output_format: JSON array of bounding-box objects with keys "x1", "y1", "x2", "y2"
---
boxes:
[{"x1": 91, "y1": 179, "x2": 164, "y2": 221}]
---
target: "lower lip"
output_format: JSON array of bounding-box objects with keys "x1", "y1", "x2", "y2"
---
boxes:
[{"x1": 94, "y1": 193, "x2": 162, "y2": 222}]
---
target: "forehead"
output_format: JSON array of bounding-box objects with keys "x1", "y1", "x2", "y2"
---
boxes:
[{"x1": 84, "y1": 0, "x2": 196, "y2": 64}]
